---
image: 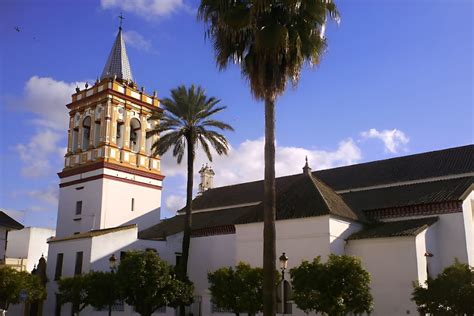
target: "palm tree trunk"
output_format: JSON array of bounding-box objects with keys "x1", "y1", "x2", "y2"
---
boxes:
[
  {"x1": 180, "y1": 135, "x2": 195, "y2": 316},
  {"x1": 263, "y1": 96, "x2": 277, "y2": 316}
]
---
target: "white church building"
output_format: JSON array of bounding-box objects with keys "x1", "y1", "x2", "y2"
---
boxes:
[{"x1": 43, "y1": 26, "x2": 474, "y2": 316}]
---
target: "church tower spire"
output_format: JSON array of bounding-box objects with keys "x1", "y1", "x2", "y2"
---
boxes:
[
  {"x1": 101, "y1": 22, "x2": 133, "y2": 82},
  {"x1": 55, "y1": 23, "x2": 163, "y2": 238}
]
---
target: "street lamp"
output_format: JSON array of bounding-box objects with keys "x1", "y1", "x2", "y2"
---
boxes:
[
  {"x1": 279, "y1": 252, "x2": 289, "y2": 278},
  {"x1": 279, "y1": 252, "x2": 289, "y2": 315},
  {"x1": 109, "y1": 253, "x2": 117, "y2": 272}
]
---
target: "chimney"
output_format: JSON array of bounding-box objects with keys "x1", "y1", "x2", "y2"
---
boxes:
[{"x1": 198, "y1": 164, "x2": 215, "y2": 195}]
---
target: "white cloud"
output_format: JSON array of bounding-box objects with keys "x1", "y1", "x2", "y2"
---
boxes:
[
  {"x1": 27, "y1": 185, "x2": 59, "y2": 206},
  {"x1": 13, "y1": 76, "x2": 86, "y2": 131},
  {"x1": 165, "y1": 194, "x2": 186, "y2": 213},
  {"x1": 100, "y1": 0, "x2": 191, "y2": 18},
  {"x1": 123, "y1": 30, "x2": 152, "y2": 51},
  {"x1": 161, "y1": 137, "x2": 362, "y2": 188},
  {"x1": 360, "y1": 128, "x2": 409, "y2": 154},
  {"x1": 11, "y1": 76, "x2": 84, "y2": 178},
  {"x1": 15, "y1": 129, "x2": 66, "y2": 177}
]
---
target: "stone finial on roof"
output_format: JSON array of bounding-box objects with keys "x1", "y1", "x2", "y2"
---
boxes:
[
  {"x1": 303, "y1": 156, "x2": 312, "y2": 175},
  {"x1": 100, "y1": 26, "x2": 134, "y2": 82}
]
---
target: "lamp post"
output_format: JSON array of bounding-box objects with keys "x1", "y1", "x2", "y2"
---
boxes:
[
  {"x1": 108, "y1": 254, "x2": 117, "y2": 316},
  {"x1": 279, "y1": 252, "x2": 289, "y2": 314}
]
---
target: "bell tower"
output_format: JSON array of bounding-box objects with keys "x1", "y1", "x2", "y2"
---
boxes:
[{"x1": 55, "y1": 26, "x2": 164, "y2": 237}]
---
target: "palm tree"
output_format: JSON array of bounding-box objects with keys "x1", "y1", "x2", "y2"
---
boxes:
[
  {"x1": 150, "y1": 84, "x2": 233, "y2": 314},
  {"x1": 198, "y1": 1, "x2": 339, "y2": 314}
]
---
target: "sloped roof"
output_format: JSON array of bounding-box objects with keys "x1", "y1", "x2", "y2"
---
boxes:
[
  {"x1": 317, "y1": 144, "x2": 473, "y2": 191},
  {"x1": 146, "y1": 145, "x2": 473, "y2": 239},
  {"x1": 139, "y1": 205, "x2": 260, "y2": 240},
  {"x1": 101, "y1": 28, "x2": 134, "y2": 82},
  {"x1": 237, "y1": 174, "x2": 362, "y2": 224},
  {"x1": 341, "y1": 176, "x2": 473, "y2": 212},
  {"x1": 348, "y1": 217, "x2": 439, "y2": 240},
  {"x1": 189, "y1": 145, "x2": 473, "y2": 212},
  {"x1": 48, "y1": 224, "x2": 136, "y2": 243},
  {"x1": 0, "y1": 211, "x2": 24, "y2": 230}
]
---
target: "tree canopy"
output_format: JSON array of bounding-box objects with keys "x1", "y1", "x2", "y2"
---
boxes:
[
  {"x1": 290, "y1": 255, "x2": 373, "y2": 316},
  {"x1": 116, "y1": 250, "x2": 194, "y2": 316},
  {"x1": 57, "y1": 274, "x2": 90, "y2": 315},
  {"x1": 0, "y1": 266, "x2": 46, "y2": 311},
  {"x1": 412, "y1": 260, "x2": 474, "y2": 315},
  {"x1": 208, "y1": 262, "x2": 264, "y2": 316},
  {"x1": 87, "y1": 270, "x2": 121, "y2": 315}
]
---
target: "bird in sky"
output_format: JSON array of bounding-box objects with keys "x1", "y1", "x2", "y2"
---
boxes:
[{"x1": 14, "y1": 26, "x2": 20, "y2": 32}]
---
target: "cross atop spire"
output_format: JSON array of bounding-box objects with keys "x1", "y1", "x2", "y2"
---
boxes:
[
  {"x1": 118, "y1": 12, "x2": 125, "y2": 30},
  {"x1": 100, "y1": 23, "x2": 134, "y2": 82}
]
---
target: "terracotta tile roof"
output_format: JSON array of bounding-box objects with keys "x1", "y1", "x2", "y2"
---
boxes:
[
  {"x1": 48, "y1": 224, "x2": 137, "y2": 243},
  {"x1": 0, "y1": 211, "x2": 24, "y2": 230},
  {"x1": 188, "y1": 145, "x2": 473, "y2": 212},
  {"x1": 236, "y1": 174, "x2": 363, "y2": 224},
  {"x1": 143, "y1": 145, "x2": 473, "y2": 239},
  {"x1": 139, "y1": 205, "x2": 259, "y2": 240},
  {"x1": 347, "y1": 217, "x2": 439, "y2": 240},
  {"x1": 341, "y1": 176, "x2": 473, "y2": 213}
]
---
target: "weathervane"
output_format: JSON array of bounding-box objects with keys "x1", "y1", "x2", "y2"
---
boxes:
[{"x1": 118, "y1": 12, "x2": 125, "y2": 30}]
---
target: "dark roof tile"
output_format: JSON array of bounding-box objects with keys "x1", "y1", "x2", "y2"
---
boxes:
[{"x1": 348, "y1": 217, "x2": 439, "y2": 240}]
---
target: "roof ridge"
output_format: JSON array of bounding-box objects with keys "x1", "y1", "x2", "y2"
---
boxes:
[{"x1": 314, "y1": 144, "x2": 473, "y2": 174}]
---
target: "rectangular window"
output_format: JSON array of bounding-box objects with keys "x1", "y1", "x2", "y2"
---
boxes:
[
  {"x1": 74, "y1": 251, "x2": 83, "y2": 275},
  {"x1": 175, "y1": 253, "x2": 182, "y2": 268},
  {"x1": 75, "y1": 201, "x2": 82, "y2": 215},
  {"x1": 131, "y1": 198, "x2": 135, "y2": 212},
  {"x1": 55, "y1": 253, "x2": 63, "y2": 280}
]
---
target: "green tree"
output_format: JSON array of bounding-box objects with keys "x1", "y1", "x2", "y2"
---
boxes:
[
  {"x1": 56, "y1": 274, "x2": 89, "y2": 315},
  {"x1": 116, "y1": 250, "x2": 194, "y2": 316},
  {"x1": 87, "y1": 270, "x2": 121, "y2": 316},
  {"x1": 290, "y1": 255, "x2": 373, "y2": 315},
  {"x1": 208, "y1": 262, "x2": 264, "y2": 316},
  {"x1": 412, "y1": 260, "x2": 474, "y2": 315},
  {"x1": 150, "y1": 85, "x2": 233, "y2": 315},
  {"x1": 0, "y1": 266, "x2": 46, "y2": 311},
  {"x1": 198, "y1": 1, "x2": 339, "y2": 314}
]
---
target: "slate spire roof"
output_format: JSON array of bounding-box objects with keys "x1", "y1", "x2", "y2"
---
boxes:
[{"x1": 101, "y1": 27, "x2": 134, "y2": 82}]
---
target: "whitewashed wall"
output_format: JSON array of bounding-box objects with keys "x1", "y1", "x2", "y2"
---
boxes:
[
  {"x1": 56, "y1": 178, "x2": 104, "y2": 237},
  {"x1": 56, "y1": 174, "x2": 161, "y2": 237},
  {"x1": 462, "y1": 190, "x2": 474, "y2": 265},
  {"x1": 6, "y1": 227, "x2": 55, "y2": 271},
  {"x1": 347, "y1": 236, "x2": 420, "y2": 316}
]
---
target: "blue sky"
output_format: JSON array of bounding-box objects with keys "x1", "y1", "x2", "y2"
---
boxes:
[{"x1": 0, "y1": 0, "x2": 472, "y2": 229}]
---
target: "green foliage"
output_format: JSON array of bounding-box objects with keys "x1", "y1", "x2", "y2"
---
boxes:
[
  {"x1": 0, "y1": 266, "x2": 46, "y2": 310},
  {"x1": 116, "y1": 250, "x2": 194, "y2": 316},
  {"x1": 198, "y1": 0, "x2": 339, "y2": 101},
  {"x1": 412, "y1": 260, "x2": 474, "y2": 315},
  {"x1": 86, "y1": 270, "x2": 121, "y2": 311},
  {"x1": 57, "y1": 274, "x2": 89, "y2": 315},
  {"x1": 150, "y1": 84, "x2": 234, "y2": 164},
  {"x1": 290, "y1": 254, "x2": 373, "y2": 316},
  {"x1": 208, "y1": 262, "x2": 264, "y2": 315}
]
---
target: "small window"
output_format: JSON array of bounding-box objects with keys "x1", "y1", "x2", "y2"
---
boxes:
[
  {"x1": 175, "y1": 253, "x2": 182, "y2": 267},
  {"x1": 131, "y1": 198, "x2": 135, "y2": 212},
  {"x1": 74, "y1": 251, "x2": 83, "y2": 275},
  {"x1": 55, "y1": 253, "x2": 63, "y2": 280},
  {"x1": 75, "y1": 201, "x2": 82, "y2": 215},
  {"x1": 75, "y1": 186, "x2": 84, "y2": 191}
]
